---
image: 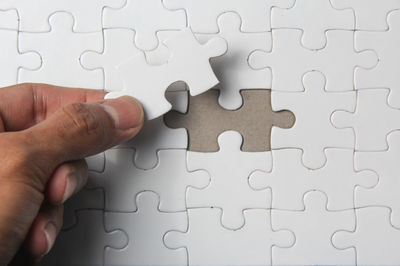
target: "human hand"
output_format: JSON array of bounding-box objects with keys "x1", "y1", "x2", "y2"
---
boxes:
[{"x1": 0, "y1": 84, "x2": 144, "y2": 265}]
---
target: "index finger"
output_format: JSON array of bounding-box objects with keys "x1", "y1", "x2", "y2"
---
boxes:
[{"x1": 0, "y1": 83, "x2": 107, "y2": 131}]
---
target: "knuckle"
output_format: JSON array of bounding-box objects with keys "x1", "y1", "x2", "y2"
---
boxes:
[{"x1": 61, "y1": 103, "x2": 103, "y2": 138}]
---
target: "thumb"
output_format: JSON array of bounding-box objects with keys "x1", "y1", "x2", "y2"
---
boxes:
[{"x1": 23, "y1": 96, "x2": 143, "y2": 172}]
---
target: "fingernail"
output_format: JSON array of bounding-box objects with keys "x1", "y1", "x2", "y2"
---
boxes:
[
  {"x1": 44, "y1": 222, "x2": 57, "y2": 255},
  {"x1": 62, "y1": 174, "x2": 78, "y2": 203},
  {"x1": 102, "y1": 96, "x2": 144, "y2": 130}
]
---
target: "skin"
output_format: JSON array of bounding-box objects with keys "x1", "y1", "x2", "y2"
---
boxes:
[{"x1": 0, "y1": 83, "x2": 144, "y2": 265}]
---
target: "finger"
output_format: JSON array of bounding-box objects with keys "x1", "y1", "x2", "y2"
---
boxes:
[
  {"x1": 24, "y1": 204, "x2": 63, "y2": 258},
  {"x1": 20, "y1": 96, "x2": 143, "y2": 186},
  {"x1": 46, "y1": 160, "x2": 88, "y2": 205},
  {"x1": 0, "y1": 83, "x2": 106, "y2": 131}
]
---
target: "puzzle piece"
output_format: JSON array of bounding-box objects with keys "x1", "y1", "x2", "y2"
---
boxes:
[
  {"x1": 331, "y1": 0, "x2": 400, "y2": 30},
  {"x1": 332, "y1": 206, "x2": 400, "y2": 265},
  {"x1": 250, "y1": 148, "x2": 377, "y2": 210},
  {"x1": 62, "y1": 187, "x2": 104, "y2": 229},
  {"x1": 194, "y1": 12, "x2": 271, "y2": 110},
  {"x1": 354, "y1": 131, "x2": 400, "y2": 229},
  {"x1": 0, "y1": 0, "x2": 124, "y2": 32},
  {"x1": 165, "y1": 89, "x2": 295, "y2": 152},
  {"x1": 355, "y1": 10, "x2": 400, "y2": 109},
  {"x1": 105, "y1": 28, "x2": 227, "y2": 120},
  {"x1": 186, "y1": 131, "x2": 272, "y2": 230},
  {"x1": 105, "y1": 192, "x2": 187, "y2": 265},
  {"x1": 271, "y1": 0, "x2": 354, "y2": 50},
  {"x1": 0, "y1": 9, "x2": 18, "y2": 30},
  {"x1": 332, "y1": 89, "x2": 400, "y2": 151},
  {"x1": 103, "y1": 0, "x2": 186, "y2": 51},
  {"x1": 0, "y1": 33, "x2": 41, "y2": 87},
  {"x1": 88, "y1": 149, "x2": 209, "y2": 212},
  {"x1": 164, "y1": 207, "x2": 294, "y2": 265},
  {"x1": 249, "y1": 29, "x2": 377, "y2": 92},
  {"x1": 18, "y1": 12, "x2": 103, "y2": 90},
  {"x1": 81, "y1": 29, "x2": 141, "y2": 92},
  {"x1": 41, "y1": 210, "x2": 127, "y2": 266},
  {"x1": 271, "y1": 71, "x2": 355, "y2": 169},
  {"x1": 164, "y1": 0, "x2": 294, "y2": 33},
  {"x1": 272, "y1": 191, "x2": 355, "y2": 265}
]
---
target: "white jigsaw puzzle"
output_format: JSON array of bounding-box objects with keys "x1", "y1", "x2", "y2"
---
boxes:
[
  {"x1": 163, "y1": 0, "x2": 295, "y2": 33},
  {"x1": 0, "y1": 0, "x2": 125, "y2": 32},
  {"x1": 164, "y1": 207, "x2": 295, "y2": 266},
  {"x1": 186, "y1": 131, "x2": 272, "y2": 230},
  {"x1": 271, "y1": 191, "x2": 355, "y2": 265},
  {"x1": 332, "y1": 206, "x2": 400, "y2": 265},
  {"x1": 18, "y1": 12, "x2": 103, "y2": 89},
  {"x1": 354, "y1": 131, "x2": 400, "y2": 229},
  {"x1": 88, "y1": 148, "x2": 210, "y2": 212},
  {"x1": 0, "y1": 1, "x2": 398, "y2": 265},
  {"x1": 249, "y1": 29, "x2": 377, "y2": 92},
  {"x1": 331, "y1": 0, "x2": 400, "y2": 30},
  {"x1": 271, "y1": 0, "x2": 354, "y2": 50},
  {"x1": 105, "y1": 192, "x2": 187, "y2": 266},
  {"x1": 355, "y1": 9, "x2": 400, "y2": 109},
  {"x1": 103, "y1": 0, "x2": 186, "y2": 51},
  {"x1": 271, "y1": 71, "x2": 356, "y2": 169},
  {"x1": 0, "y1": 12, "x2": 40, "y2": 87},
  {"x1": 250, "y1": 148, "x2": 377, "y2": 210},
  {"x1": 332, "y1": 88, "x2": 400, "y2": 151}
]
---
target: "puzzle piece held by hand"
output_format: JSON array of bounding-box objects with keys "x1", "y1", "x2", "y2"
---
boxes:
[{"x1": 105, "y1": 28, "x2": 227, "y2": 120}]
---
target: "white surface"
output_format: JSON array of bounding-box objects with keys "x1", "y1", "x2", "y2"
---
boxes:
[
  {"x1": 105, "y1": 28, "x2": 227, "y2": 120},
  {"x1": 250, "y1": 148, "x2": 377, "y2": 210},
  {"x1": 333, "y1": 206, "x2": 400, "y2": 266},
  {"x1": 249, "y1": 29, "x2": 377, "y2": 92},
  {"x1": 18, "y1": 12, "x2": 103, "y2": 89},
  {"x1": 0, "y1": 0, "x2": 124, "y2": 32},
  {"x1": 105, "y1": 192, "x2": 187, "y2": 266},
  {"x1": 354, "y1": 131, "x2": 400, "y2": 229},
  {"x1": 271, "y1": 0, "x2": 354, "y2": 50},
  {"x1": 81, "y1": 29, "x2": 141, "y2": 92},
  {"x1": 88, "y1": 149, "x2": 210, "y2": 212},
  {"x1": 272, "y1": 191, "x2": 355, "y2": 265},
  {"x1": 195, "y1": 12, "x2": 271, "y2": 110},
  {"x1": 103, "y1": 0, "x2": 186, "y2": 51},
  {"x1": 186, "y1": 131, "x2": 272, "y2": 230},
  {"x1": 331, "y1": 0, "x2": 400, "y2": 30},
  {"x1": 41, "y1": 210, "x2": 127, "y2": 266},
  {"x1": 0, "y1": 29, "x2": 40, "y2": 88},
  {"x1": 164, "y1": 0, "x2": 294, "y2": 33},
  {"x1": 0, "y1": 9, "x2": 18, "y2": 30},
  {"x1": 355, "y1": 10, "x2": 400, "y2": 109},
  {"x1": 332, "y1": 89, "x2": 400, "y2": 151},
  {"x1": 164, "y1": 208, "x2": 294, "y2": 266},
  {"x1": 271, "y1": 71, "x2": 355, "y2": 169}
]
